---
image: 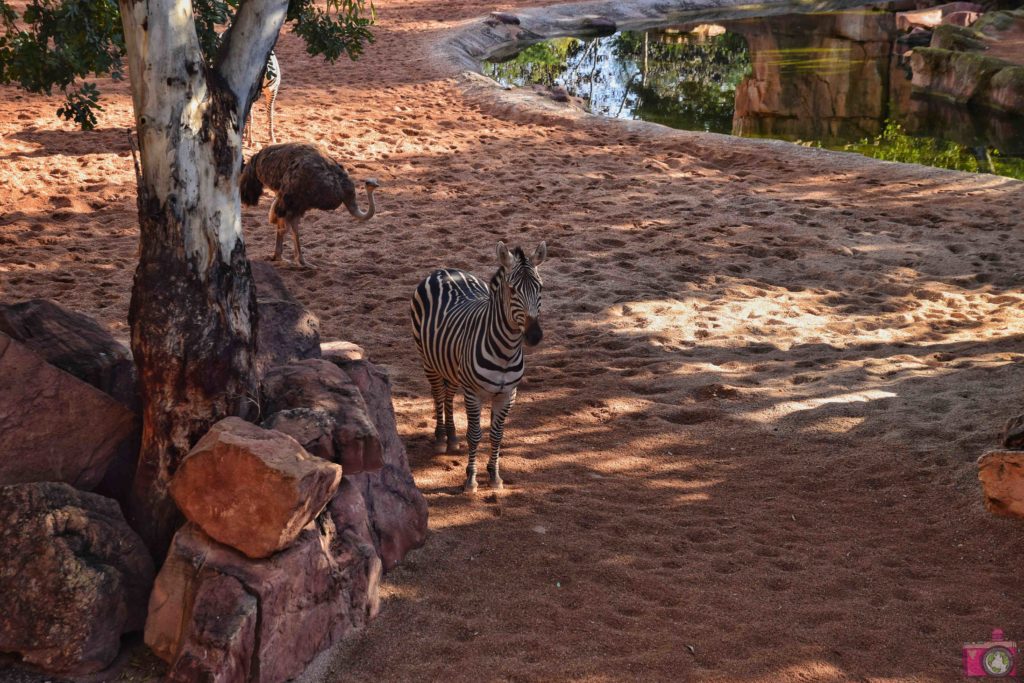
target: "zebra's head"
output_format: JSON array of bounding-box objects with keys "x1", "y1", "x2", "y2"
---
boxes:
[{"x1": 497, "y1": 241, "x2": 547, "y2": 347}]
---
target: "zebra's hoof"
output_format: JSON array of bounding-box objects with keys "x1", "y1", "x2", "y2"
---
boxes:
[
  {"x1": 432, "y1": 440, "x2": 448, "y2": 455},
  {"x1": 446, "y1": 440, "x2": 462, "y2": 454},
  {"x1": 489, "y1": 477, "x2": 504, "y2": 491},
  {"x1": 464, "y1": 479, "x2": 478, "y2": 494}
]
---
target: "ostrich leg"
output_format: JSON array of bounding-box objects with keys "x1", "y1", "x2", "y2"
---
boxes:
[
  {"x1": 268, "y1": 198, "x2": 285, "y2": 261},
  {"x1": 287, "y1": 217, "x2": 313, "y2": 269}
]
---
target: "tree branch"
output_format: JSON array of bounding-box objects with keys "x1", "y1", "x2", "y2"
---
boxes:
[{"x1": 216, "y1": 0, "x2": 289, "y2": 122}]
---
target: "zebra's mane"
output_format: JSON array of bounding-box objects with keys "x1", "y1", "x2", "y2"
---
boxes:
[{"x1": 489, "y1": 247, "x2": 531, "y2": 289}]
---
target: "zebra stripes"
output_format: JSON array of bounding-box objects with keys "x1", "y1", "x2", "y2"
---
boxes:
[
  {"x1": 246, "y1": 51, "x2": 280, "y2": 146},
  {"x1": 411, "y1": 241, "x2": 547, "y2": 492}
]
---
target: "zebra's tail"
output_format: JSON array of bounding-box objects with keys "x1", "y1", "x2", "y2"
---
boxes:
[{"x1": 239, "y1": 152, "x2": 264, "y2": 205}]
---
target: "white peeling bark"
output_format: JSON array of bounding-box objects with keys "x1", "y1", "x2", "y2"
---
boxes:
[
  {"x1": 120, "y1": 0, "x2": 287, "y2": 265},
  {"x1": 218, "y1": 0, "x2": 290, "y2": 121}
]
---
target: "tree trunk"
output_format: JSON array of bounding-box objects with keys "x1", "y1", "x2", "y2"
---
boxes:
[{"x1": 119, "y1": 0, "x2": 288, "y2": 558}]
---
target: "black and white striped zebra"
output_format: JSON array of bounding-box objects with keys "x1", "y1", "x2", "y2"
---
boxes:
[
  {"x1": 411, "y1": 241, "x2": 547, "y2": 493},
  {"x1": 245, "y1": 50, "x2": 280, "y2": 146}
]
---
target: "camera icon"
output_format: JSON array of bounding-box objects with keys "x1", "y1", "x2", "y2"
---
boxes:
[{"x1": 963, "y1": 629, "x2": 1018, "y2": 678}]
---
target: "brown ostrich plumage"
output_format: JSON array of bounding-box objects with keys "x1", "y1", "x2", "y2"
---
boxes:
[{"x1": 240, "y1": 143, "x2": 378, "y2": 267}]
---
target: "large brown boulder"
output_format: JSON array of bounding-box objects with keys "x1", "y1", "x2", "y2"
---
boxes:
[
  {"x1": 0, "y1": 483, "x2": 154, "y2": 675},
  {"x1": 0, "y1": 298, "x2": 138, "y2": 409},
  {"x1": 251, "y1": 261, "x2": 321, "y2": 378},
  {"x1": 147, "y1": 520, "x2": 380, "y2": 683},
  {"x1": 169, "y1": 417, "x2": 342, "y2": 559},
  {"x1": 978, "y1": 450, "x2": 1024, "y2": 517},
  {"x1": 262, "y1": 359, "x2": 384, "y2": 475},
  {"x1": 0, "y1": 333, "x2": 136, "y2": 490},
  {"x1": 331, "y1": 358, "x2": 428, "y2": 571}
]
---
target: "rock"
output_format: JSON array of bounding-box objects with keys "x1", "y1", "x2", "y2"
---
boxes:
[
  {"x1": 896, "y1": 2, "x2": 983, "y2": 31},
  {"x1": 321, "y1": 340, "x2": 366, "y2": 363},
  {"x1": 163, "y1": 574, "x2": 257, "y2": 683},
  {"x1": 147, "y1": 520, "x2": 380, "y2": 683},
  {"x1": 0, "y1": 298, "x2": 138, "y2": 410},
  {"x1": 262, "y1": 359, "x2": 384, "y2": 475},
  {"x1": 1002, "y1": 414, "x2": 1024, "y2": 449},
  {"x1": 910, "y1": 10, "x2": 1024, "y2": 116},
  {"x1": 262, "y1": 407, "x2": 336, "y2": 461},
  {"x1": 929, "y1": 23, "x2": 985, "y2": 51},
  {"x1": 251, "y1": 261, "x2": 321, "y2": 379},
  {"x1": 731, "y1": 12, "x2": 896, "y2": 144},
  {"x1": 578, "y1": 16, "x2": 616, "y2": 36},
  {"x1": 329, "y1": 358, "x2": 428, "y2": 571},
  {"x1": 943, "y1": 10, "x2": 980, "y2": 28},
  {"x1": 328, "y1": 477, "x2": 376, "y2": 548},
  {"x1": 486, "y1": 11, "x2": 520, "y2": 26},
  {"x1": 910, "y1": 47, "x2": 1007, "y2": 103},
  {"x1": 0, "y1": 483, "x2": 154, "y2": 675},
  {"x1": 979, "y1": 450, "x2": 1024, "y2": 518},
  {"x1": 0, "y1": 333, "x2": 136, "y2": 490},
  {"x1": 170, "y1": 417, "x2": 342, "y2": 559},
  {"x1": 327, "y1": 482, "x2": 382, "y2": 621},
  {"x1": 983, "y1": 66, "x2": 1024, "y2": 113}
]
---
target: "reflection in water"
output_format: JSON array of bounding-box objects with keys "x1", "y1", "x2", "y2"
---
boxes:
[{"x1": 483, "y1": 9, "x2": 1024, "y2": 180}]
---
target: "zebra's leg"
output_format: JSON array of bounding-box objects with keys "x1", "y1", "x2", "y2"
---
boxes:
[
  {"x1": 444, "y1": 383, "x2": 460, "y2": 453},
  {"x1": 487, "y1": 388, "x2": 516, "y2": 490},
  {"x1": 463, "y1": 392, "x2": 482, "y2": 493},
  {"x1": 426, "y1": 371, "x2": 447, "y2": 454},
  {"x1": 267, "y1": 89, "x2": 278, "y2": 144}
]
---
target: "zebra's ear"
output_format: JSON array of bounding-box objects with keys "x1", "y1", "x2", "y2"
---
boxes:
[
  {"x1": 531, "y1": 241, "x2": 547, "y2": 266},
  {"x1": 496, "y1": 241, "x2": 515, "y2": 269}
]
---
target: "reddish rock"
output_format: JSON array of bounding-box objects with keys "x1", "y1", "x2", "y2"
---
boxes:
[
  {"x1": 147, "y1": 520, "x2": 380, "y2": 683},
  {"x1": 0, "y1": 298, "x2": 138, "y2": 409},
  {"x1": 164, "y1": 574, "x2": 257, "y2": 683},
  {"x1": 170, "y1": 417, "x2": 342, "y2": 559},
  {"x1": 251, "y1": 261, "x2": 321, "y2": 378},
  {"x1": 0, "y1": 333, "x2": 136, "y2": 490},
  {"x1": 0, "y1": 483, "x2": 154, "y2": 675},
  {"x1": 262, "y1": 407, "x2": 336, "y2": 461},
  {"x1": 331, "y1": 358, "x2": 428, "y2": 571},
  {"x1": 326, "y1": 479, "x2": 382, "y2": 621},
  {"x1": 262, "y1": 359, "x2": 384, "y2": 475},
  {"x1": 896, "y1": 2, "x2": 982, "y2": 30},
  {"x1": 983, "y1": 66, "x2": 1024, "y2": 114},
  {"x1": 979, "y1": 450, "x2": 1024, "y2": 518}
]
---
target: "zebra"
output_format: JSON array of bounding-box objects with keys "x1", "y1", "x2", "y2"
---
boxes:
[
  {"x1": 245, "y1": 50, "x2": 280, "y2": 146},
  {"x1": 411, "y1": 241, "x2": 547, "y2": 493}
]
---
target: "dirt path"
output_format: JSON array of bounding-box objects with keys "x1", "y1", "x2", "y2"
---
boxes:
[{"x1": 3, "y1": 1, "x2": 1024, "y2": 681}]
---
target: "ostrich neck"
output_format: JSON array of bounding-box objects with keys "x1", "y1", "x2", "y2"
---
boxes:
[{"x1": 348, "y1": 186, "x2": 376, "y2": 220}]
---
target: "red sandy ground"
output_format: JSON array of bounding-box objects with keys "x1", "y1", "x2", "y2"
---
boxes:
[{"x1": 2, "y1": 1, "x2": 1024, "y2": 681}]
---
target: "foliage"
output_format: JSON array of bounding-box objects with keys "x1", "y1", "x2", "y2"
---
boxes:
[
  {"x1": 484, "y1": 29, "x2": 750, "y2": 134},
  {"x1": 842, "y1": 121, "x2": 1024, "y2": 180},
  {"x1": 0, "y1": 0, "x2": 375, "y2": 129}
]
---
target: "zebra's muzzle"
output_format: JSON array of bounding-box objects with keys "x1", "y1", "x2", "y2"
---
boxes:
[{"x1": 524, "y1": 317, "x2": 543, "y2": 347}]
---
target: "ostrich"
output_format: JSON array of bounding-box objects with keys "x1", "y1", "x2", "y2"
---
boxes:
[{"x1": 239, "y1": 143, "x2": 379, "y2": 268}]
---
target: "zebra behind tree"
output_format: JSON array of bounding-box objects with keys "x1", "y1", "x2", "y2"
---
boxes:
[
  {"x1": 245, "y1": 50, "x2": 280, "y2": 146},
  {"x1": 411, "y1": 241, "x2": 547, "y2": 492}
]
